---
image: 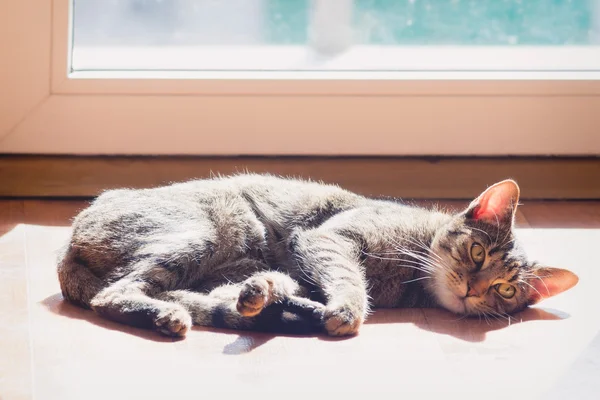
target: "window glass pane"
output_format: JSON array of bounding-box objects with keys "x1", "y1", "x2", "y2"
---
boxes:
[
  {"x1": 71, "y1": 0, "x2": 600, "y2": 73},
  {"x1": 354, "y1": 0, "x2": 596, "y2": 45},
  {"x1": 73, "y1": 0, "x2": 309, "y2": 46}
]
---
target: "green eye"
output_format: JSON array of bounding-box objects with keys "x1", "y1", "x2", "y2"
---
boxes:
[
  {"x1": 494, "y1": 283, "x2": 516, "y2": 299},
  {"x1": 470, "y1": 243, "x2": 485, "y2": 264}
]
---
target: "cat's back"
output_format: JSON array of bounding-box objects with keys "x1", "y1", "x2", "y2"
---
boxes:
[
  {"x1": 177, "y1": 173, "x2": 354, "y2": 199},
  {"x1": 225, "y1": 173, "x2": 365, "y2": 226},
  {"x1": 73, "y1": 173, "x2": 363, "y2": 237}
]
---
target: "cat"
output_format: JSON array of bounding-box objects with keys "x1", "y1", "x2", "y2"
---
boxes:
[{"x1": 57, "y1": 173, "x2": 578, "y2": 337}]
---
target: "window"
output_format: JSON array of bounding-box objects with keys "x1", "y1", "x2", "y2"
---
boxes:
[
  {"x1": 71, "y1": 0, "x2": 600, "y2": 74},
  {"x1": 1, "y1": 0, "x2": 599, "y2": 156}
]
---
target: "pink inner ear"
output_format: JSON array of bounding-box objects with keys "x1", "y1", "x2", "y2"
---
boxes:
[
  {"x1": 528, "y1": 267, "x2": 579, "y2": 305},
  {"x1": 473, "y1": 194, "x2": 506, "y2": 221},
  {"x1": 471, "y1": 181, "x2": 518, "y2": 222},
  {"x1": 530, "y1": 276, "x2": 561, "y2": 298}
]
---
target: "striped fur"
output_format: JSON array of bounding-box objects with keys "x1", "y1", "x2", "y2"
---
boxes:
[{"x1": 57, "y1": 174, "x2": 577, "y2": 337}]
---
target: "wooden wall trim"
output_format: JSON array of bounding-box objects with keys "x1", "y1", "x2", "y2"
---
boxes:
[{"x1": 0, "y1": 156, "x2": 598, "y2": 199}]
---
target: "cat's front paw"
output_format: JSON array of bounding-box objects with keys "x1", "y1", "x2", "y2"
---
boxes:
[
  {"x1": 323, "y1": 306, "x2": 363, "y2": 337},
  {"x1": 236, "y1": 278, "x2": 270, "y2": 317},
  {"x1": 154, "y1": 306, "x2": 192, "y2": 337}
]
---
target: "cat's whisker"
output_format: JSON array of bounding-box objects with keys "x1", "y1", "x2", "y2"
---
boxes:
[
  {"x1": 400, "y1": 276, "x2": 431, "y2": 284},
  {"x1": 397, "y1": 265, "x2": 433, "y2": 275},
  {"x1": 424, "y1": 256, "x2": 453, "y2": 274},
  {"x1": 392, "y1": 246, "x2": 434, "y2": 261},
  {"x1": 526, "y1": 273, "x2": 550, "y2": 295},
  {"x1": 384, "y1": 248, "x2": 442, "y2": 272},
  {"x1": 373, "y1": 251, "x2": 411, "y2": 255},
  {"x1": 411, "y1": 237, "x2": 438, "y2": 255},
  {"x1": 481, "y1": 311, "x2": 491, "y2": 325},
  {"x1": 398, "y1": 236, "x2": 433, "y2": 253},
  {"x1": 362, "y1": 253, "x2": 434, "y2": 273},
  {"x1": 490, "y1": 209, "x2": 501, "y2": 246},
  {"x1": 445, "y1": 313, "x2": 470, "y2": 323},
  {"x1": 525, "y1": 274, "x2": 552, "y2": 282},
  {"x1": 495, "y1": 310, "x2": 512, "y2": 326},
  {"x1": 403, "y1": 243, "x2": 453, "y2": 272},
  {"x1": 496, "y1": 236, "x2": 517, "y2": 253},
  {"x1": 520, "y1": 279, "x2": 544, "y2": 299},
  {"x1": 484, "y1": 308, "x2": 500, "y2": 321},
  {"x1": 490, "y1": 309, "x2": 511, "y2": 326},
  {"x1": 393, "y1": 248, "x2": 436, "y2": 265},
  {"x1": 498, "y1": 227, "x2": 513, "y2": 250},
  {"x1": 486, "y1": 311, "x2": 502, "y2": 323},
  {"x1": 483, "y1": 310, "x2": 499, "y2": 325},
  {"x1": 410, "y1": 260, "x2": 442, "y2": 275},
  {"x1": 386, "y1": 237, "x2": 455, "y2": 275},
  {"x1": 477, "y1": 303, "x2": 512, "y2": 326},
  {"x1": 364, "y1": 252, "x2": 421, "y2": 264},
  {"x1": 400, "y1": 237, "x2": 445, "y2": 263}
]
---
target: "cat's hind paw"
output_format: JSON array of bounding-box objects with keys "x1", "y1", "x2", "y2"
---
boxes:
[
  {"x1": 236, "y1": 278, "x2": 270, "y2": 317},
  {"x1": 154, "y1": 306, "x2": 192, "y2": 337}
]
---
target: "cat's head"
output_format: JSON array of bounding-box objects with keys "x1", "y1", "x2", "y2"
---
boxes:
[{"x1": 428, "y1": 179, "x2": 578, "y2": 317}]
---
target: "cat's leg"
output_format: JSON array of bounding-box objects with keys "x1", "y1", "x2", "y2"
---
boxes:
[
  {"x1": 90, "y1": 275, "x2": 193, "y2": 337},
  {"x1": 291, "y1": 229, "x2": 369, "y2": 337},
  {"x1": 157, "y1": 286, "x2": 252, "y2": 330},
  {"x1": 158, "y1": 271, "x2": 325, "y2": 332}
]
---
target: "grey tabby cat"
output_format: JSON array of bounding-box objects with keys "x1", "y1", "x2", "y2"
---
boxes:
[{"x1": 57, "y1": 174, "x2": 578, "y2": 337}]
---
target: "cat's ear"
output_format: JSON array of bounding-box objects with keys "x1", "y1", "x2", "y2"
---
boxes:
[
  {"x1": 526, "y1": 266, "x2": 579, "y2": 305},
  {"x1": 464, "y1": 179, "x2": 520, "y2": 225}
]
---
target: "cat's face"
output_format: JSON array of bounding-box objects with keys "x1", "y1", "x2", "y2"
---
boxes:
[{"x1": 427, "y1": 180, "x2": 578, "y2": 317}]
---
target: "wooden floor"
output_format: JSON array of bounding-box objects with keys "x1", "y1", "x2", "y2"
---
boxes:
[{"x1": 1, "y1": 199, "x2": 600, "y2": 400}]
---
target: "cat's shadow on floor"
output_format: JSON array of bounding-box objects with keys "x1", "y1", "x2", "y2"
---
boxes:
[
  {"x1": 41, "y1": 293, "x2": 568, "y2": 354},
  {"x1": 41, "y1": 293, "x2": 176, "y2": 343},
  {"x1": 364, "y1": 307, "x2": 567, "y2": 342},
  {"x1": 212, "y1": 306, "x2": 568, "y2": 354}
]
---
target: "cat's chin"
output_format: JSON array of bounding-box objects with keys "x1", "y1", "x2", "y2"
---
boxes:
[{"x1": 431, "y1": 285, "x2": 467, "y2": 315}]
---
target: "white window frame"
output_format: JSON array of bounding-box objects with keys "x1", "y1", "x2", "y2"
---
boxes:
[{"x1": 1, "y1": 0, "x2": 599, "y2": 155}]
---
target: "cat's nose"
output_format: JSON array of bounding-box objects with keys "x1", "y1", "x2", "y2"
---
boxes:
[
  {"x1": 465, "y1": 281, "x2": 488, "y2": 297},
  {"x1": 465, "y1": 284, "x2": 478, "y2": 297}
]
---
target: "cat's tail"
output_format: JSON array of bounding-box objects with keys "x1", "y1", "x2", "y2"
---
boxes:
[{"x1": 56, "y1": 245, "x2": 104, "y2": 309}]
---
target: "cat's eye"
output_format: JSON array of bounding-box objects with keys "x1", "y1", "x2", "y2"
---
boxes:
[
  {"x1": 494, "y1": 283, "x2": 516, "y2": 299},
  {"x1": 470, "y1": 243, "x2": 485, "y2": 264}
]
